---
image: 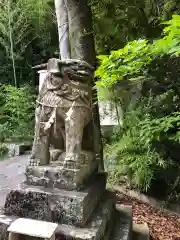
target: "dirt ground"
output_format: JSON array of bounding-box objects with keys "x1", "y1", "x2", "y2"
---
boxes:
[{"x1": 116, "y1": 191, "x2": 180, "y2": 240}]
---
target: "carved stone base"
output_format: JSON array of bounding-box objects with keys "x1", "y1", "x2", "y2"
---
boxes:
[
  {"x1": 26, "y1": 151, "x2": 98, "y2": 190},
  {"x1": 4, "y1": 173, "x2": 106, "y2": 226},
  {"x1": 0, "y1": 194, "x2": 134, "y2": 240},
  {"x1": 1, "y1": 192, "x2": 119, "y2": 240}
]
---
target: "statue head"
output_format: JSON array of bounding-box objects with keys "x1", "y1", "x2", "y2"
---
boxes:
[{"x1": 47, "y1": 58, "x2": 61, "y2": 76}]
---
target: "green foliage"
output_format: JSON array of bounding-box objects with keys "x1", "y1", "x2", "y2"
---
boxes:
[
  {"x1": 104, "y1": 55, "x2": 180, "y2": 196},
  {"x1": 105, "y1": 103, "x2": 166, "y2": 191},
  {"x1": 0, "y1": 0, "x2": 57, "y2": 85},
  {"x1": 90, "y1": 0, "x2": 180, "y2": 54},
  {"x1": 0, "y1": 0, "x2": 178, "y2": 85},
  {"x1": 152, "y1": 15, "x2": 180, "y2": 55},
  {"x1": 104, "y1": 100, "x2": 180, "y2": 192},
  {"x1": 139, "y1": 112, "x2": 180, "y2": 144},
  {"x1": 0, "y1": 84, "x2": 35, "y2": 142},
  {"x1": 90, "y1": 0, "x2": 163, "y2": 54},
  {"x1": 95, "y1": 39, "x2": 152, "y2": 90},
  {"x1": 95, "y1": 15, "x2": 180, "y2": 99},
  {"x1": 0, "y1": 143, "x2": 8, "y2": 159},
  {"x1": 99, "y1": 15, "x2": 180, "y2": 199}
]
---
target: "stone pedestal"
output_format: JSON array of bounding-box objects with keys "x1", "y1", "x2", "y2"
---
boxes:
[
  {"x1": 0, "y1": 196, "x2": 133, "y2": 240},
  {"x1": 26, "y1": 151, "x2": 98, "y2": 191},
  {"x1": 4, "y1": 173, "x2": 106, "y2": 226},
  {"x1": 0, "y1": 149, "x2": 134, "y2": 240}
]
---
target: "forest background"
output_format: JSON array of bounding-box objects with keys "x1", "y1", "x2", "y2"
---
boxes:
[{"x1": 0, "y1": 0, "x2": 180, "y2": 203}]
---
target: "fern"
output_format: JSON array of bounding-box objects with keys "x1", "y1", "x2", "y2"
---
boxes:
[{"x1": 104, "y1": 100, "x2": 179, "y2": 192}]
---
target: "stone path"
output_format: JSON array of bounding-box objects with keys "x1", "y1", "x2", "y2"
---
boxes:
[{"x1": 0, "y1": 154, "x2": 29, "y2": 208}]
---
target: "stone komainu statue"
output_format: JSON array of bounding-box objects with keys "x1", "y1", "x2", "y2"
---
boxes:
[{"x1": 31, "y1": 58, "x2": 94, "y2": 166}]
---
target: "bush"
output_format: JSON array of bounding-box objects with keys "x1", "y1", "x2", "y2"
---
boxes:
[
  {"x1": 96, "y1": 15, "x2": 180, "y2": 202},
  {"x1": 0, "y1": 84, "x2": 35, "y2": 143},
  {"x1": 0, "y1": 143, "x2": 8, "y2": 158},
  {"x1": 95, "y1": 15, "x2": 180, "y2": 100},
  {"x1": 104, "y1": 96, "x2": 180, "y2": 200},
  {"x1": 105, "y1": 103, "x2": 166, "y2": 191}
]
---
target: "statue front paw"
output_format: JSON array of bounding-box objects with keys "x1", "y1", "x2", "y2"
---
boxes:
[{"x1": 29, "y1": 158, "x2": 40, "y2": 167}]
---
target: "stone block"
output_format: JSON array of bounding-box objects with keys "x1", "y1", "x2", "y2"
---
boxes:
[
  {"x1": 0, "y1": 212, "x2": 18, "y2": 240},
  {"x1": 8, "y1": 218, "x2": 58, "y2": 239},
  {"x1": 0, "y1": 222, "x2": 9, "y2": 240},
  {"x1": 133, "y1": 223, "x2": 150, "y2": 240},
  {"x1": 26, "y1": 151, "x2": 98, "y2": 190},
  {"x1": 55, "y1": 191, "x2": 115, "y2": 240},
  {"x1": 4, "y1": 173, "x2": 107, "y2": 226},
  {"x1": 102, "y1": 212, "x2": 115, "y2": 240},
  {"x1": 6, "y1": 144, "x2": 20, "y2": 157},
  {"x1": 5, "y1": 143, "x2": 32, "y2": 157},
  {"x1": 5, "y1": 189, "x2": 53, "y2": 222},
  {"x1": 110, "y1": 204, "x2": 132, "y2": 240}
]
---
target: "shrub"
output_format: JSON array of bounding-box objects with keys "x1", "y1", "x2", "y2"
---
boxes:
[
  {"x1": 96, "y1": 15, "x2": 180, "y2": 201},
  {"x1": 0, "y1": 143, "x2": 8, "y2": 158},
  {"x1": 104, "y1": 97, "x2": 180, "y2": 198},
  {"x1": 95, "y1": 15, "x2": 180, "y2": 100},
  {"x1": 105, "y1": 103, "x2": 166, "y2": 191},
  {"x1": 0, "y1": 84, "x2": 35, "y2": 143}
]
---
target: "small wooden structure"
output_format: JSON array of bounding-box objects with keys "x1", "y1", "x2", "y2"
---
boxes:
[{"x1": 7, "y1": 218, "x2": 58, "y2": 240}]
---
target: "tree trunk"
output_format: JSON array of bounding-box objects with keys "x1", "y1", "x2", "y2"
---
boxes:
[
  {"x1": 8, "y1": 0, "x2": 17, "y2": 87},
  {"x1": 54, "y1": 0, "x2": 70, "y2": 59},
  {"x1": 65, "y1": 0, "x2": 104, "y2": 171},
  {"x1": 65, "y1": 0, "x2": 96, "y2": 64}
]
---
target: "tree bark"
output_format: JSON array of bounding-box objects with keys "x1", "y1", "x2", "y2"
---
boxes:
[
  {"x1": 65, "y1": 0, "x2": 104, "y2": 171},
  {"x1": 65, "y1": 0, "x2": 96, "y2": 64},
  {"x1": 8, "y1": 0, "x2": 17, "y2": 87},
  {"x1": 54, "y1": 0, "x2": 70, "y2": 59}
]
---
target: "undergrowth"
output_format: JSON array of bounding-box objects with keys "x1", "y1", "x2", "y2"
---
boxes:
[
  {"x1": 0, "y1": 144, "x2": 8, "y2": 159},
  {"x1": 104, "y1": 96, "x2": 180, "y2": 202},
  {"x1": 97, "y1": 15, "x2": 180, "y2": 203},
  {"x1": 0, "y1": 84, "x2": 35, "y2": 143}
]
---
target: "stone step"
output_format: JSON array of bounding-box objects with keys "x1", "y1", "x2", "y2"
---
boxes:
[
  {"x1": 0, "y1": 210, "x2": 18, "y2": 240},
  {"x1": 7, "y1": 218, "x2": 58, "y2": 240},
  {"x1": 101, "y1": 212, "x2": 115, "y2": 240},
  {"x1": 109, "y1": 204, "x2": 133, "y2": 240},
  {"x1": 132, "y1": 224, "x2": 150, "y2": 240}
]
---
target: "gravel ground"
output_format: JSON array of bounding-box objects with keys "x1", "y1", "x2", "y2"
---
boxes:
[{"x1": 0, "y1": 155, "x2": 29, "y2": 208}]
